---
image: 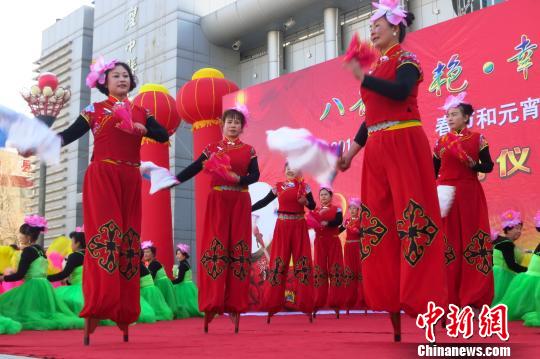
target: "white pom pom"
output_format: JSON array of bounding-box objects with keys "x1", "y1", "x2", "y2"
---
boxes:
[
  {"x1": 48, "y1": 96, "x2": 57, "y2": 104},
  {"x1": 42, "y1": 86, "x2": 53, "y2": 97},
  {"x1": 30, "y1": 85, "x2": 41, "y2": 96},
  {"x1": 39, "y1": 95, "x2": 47, "y2": 103},
  {"x1": 54, "y1": 88, "x2": 64, "y2": 98}
]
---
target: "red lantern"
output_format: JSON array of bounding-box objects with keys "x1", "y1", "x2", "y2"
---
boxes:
[
  {"x1": 132, "y1": 84, "x2": 181, "y2": 277},
  {"x1": 133, "y1": 84, "x2": 181, "y2": 135},
  {"x1": 176, "y1": 68, "x2": 238, "y2": 126}
]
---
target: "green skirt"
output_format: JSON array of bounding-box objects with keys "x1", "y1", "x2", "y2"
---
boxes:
[
  {"x1": 141, "y1": 285, "x2": 173, "y2": 321},
  {"x1": 0, "y1": 278, "x2": 84, "y2": 330},
  {"x1": 500, "y1": 255, "x2": 540, "y2": 326},
  {"x1": 154, "y1": 277, "x2": 187, "y2": 319},
  {"x1": 137, "y1": 297, "x2": 156, "y2": 323},
  {"x1": 522, "y1": 312, "x2": 540, "y2": 327},
  {"x1": 54, "y1": 284, "x2": 121, "y2": 327},
  {"x1": 492, "y1": 266, "x2": 517, "y2": 305},
  {"x1": 499, "y1": 272, "x2": 540, "y2": 321},
  {"x1": 173, "y1": 281, "x2": 203, "y2": 317},
  {"x1": 0, "y1": 315, "x2": 22, "y2": 335},
  {"x1": 55, "y1": 283, "x2": 84, "y2": 315}
]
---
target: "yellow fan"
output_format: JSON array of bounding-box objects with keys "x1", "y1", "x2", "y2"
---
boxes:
[
  {"x1": 46, "y1": 235, "x2": 72, "y2": 275},
  {"x1": 0, "y1": 246, "x2": 16, "y2": 274}
]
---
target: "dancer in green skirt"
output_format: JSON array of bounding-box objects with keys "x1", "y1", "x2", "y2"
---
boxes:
[
  {"x1": 142, "y1": 241, "x2": 186, "y2": 318},
  {"x1": 48, "y1": 228, "x2": 85, "y2": 314},
  {"x1": 492, "y1": 210, "x2": 527, "y2": 305},
  {"x1": 499, "y1": 212, "x2": 540, "y2": 327},
  {"x1": 140, "y1": 257, "x2": 173, "y2": 321},
  {"x1": 0, "y1": 215, "x2": 83, "y2": 330},
  {"x1": 172, "y1": 244, "x2": 202, "y2": 317}
]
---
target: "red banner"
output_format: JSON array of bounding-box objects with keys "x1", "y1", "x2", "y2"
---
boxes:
[{"x1": 222, "y1": 0, "x2": 539, "y2": 309}]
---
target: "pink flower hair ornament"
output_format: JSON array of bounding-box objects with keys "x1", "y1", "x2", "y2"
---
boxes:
[
  {"x1": 371, "y1": 0, "x2": 408, "y2": 26},
  {"x1": 176, "y1": 243, "x2": 190, "y2": 254},
  {"x1": 500, "y1": 210, "x2": 522, "y2": 229},
  {"x1": 534, "y1": 210, "x2": 540, "y2": 228},
  {"x1": 24, "y1": 215, "x2": 48, "y2": 233},
  {"x1": 229, "y1": 103, "x2": 250, "y2": 125},
  {"x1": 86, "y1": 55, "x2": 117, "y2": 89},
  {"x1": 440, "y1": 91, "x2": 468, "y2": 111},
  {"x1": 141, "y1": 240, "x2": 155, "y2": 250},
  {"x1": 349, "y1": 197, "x2": 361, "y2": 208}
]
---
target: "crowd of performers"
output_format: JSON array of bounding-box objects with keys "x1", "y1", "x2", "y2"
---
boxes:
[{"x1": 0, "y1": 0, "x2": 539, "y2": 344}]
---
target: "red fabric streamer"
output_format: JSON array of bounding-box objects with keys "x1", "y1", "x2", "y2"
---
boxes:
[
  {"x1": 441, "y1": 133, "x2": 470, "y2": 164},
  {"x1": 344, "y1": 33, "x2": 379, "y2": 70},
  {"x1": 305, "y1": 212, "x2": 322, "y2": 230},
  {"x1": 203, "y1": 152, "x2": 238, "y2": 183}
]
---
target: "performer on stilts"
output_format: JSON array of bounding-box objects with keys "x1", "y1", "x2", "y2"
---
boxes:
[
  {"x1": 47, "y1": 227, "x2": 86, "y2": 314},
  {"x1": 340, "y1": 197, "x2": 366, "y2": 314},
  {"x1": 433, "y1": 93, "x2": 494, "y2": 309},
  {"x1": 310, "y1": 188, "x2": 344, "y2": 319},
  {"x1": 251, "y1": 163, "x2": 316, "y2": 323},
  {"x1": 0, "y1": 216, "x2": 83, "y2": 330},
  {"x1": 174, "y1": 106, "x2": 259, "y2": 333},
  {"x1": 23, "y1": 58, "x2": 169, "y2": 344},
  {"x1": 340, "y1": 0, "x2": 448, "y2": 341}
]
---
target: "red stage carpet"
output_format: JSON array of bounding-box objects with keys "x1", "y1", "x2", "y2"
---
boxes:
[{"x1": 1, "y1": 313, "x2": 538, "y2": 359}]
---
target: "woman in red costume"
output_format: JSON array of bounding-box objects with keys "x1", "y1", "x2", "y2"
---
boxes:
[
  {"x1": 251, "y1": 164, "x2": 316, "y2": 323},
  {"x1": 310, "y1": 188, "x2": 344, "y2": 318},
  {"x1": 174, "y1": 106, "x2": 259, "y2": 333},
  {"x1": 339, "y1": 0, "x2": 448, "y2": 341},
  {"x1": 434, "y1": 93, "x2": 494, "y2": 309},
  {"x1": 340, "y1": 197, "x2": 365, "y2": 313},
  {"x1": 28, "y1": 58, "x2": 169, "y2": 344}
]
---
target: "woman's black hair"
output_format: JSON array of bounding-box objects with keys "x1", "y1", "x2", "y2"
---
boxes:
[
  {"x1": 9, "y1": 244, "x2": 19, "y2": 250},
  {"x1": 19, "y1": 223, "x2": 44, "y2": 242},
  {"x1": 319, "y1": 188, "x2": 333, "y2": 196},
  {"x1": 397, "y1": 13, "x2": 415, "y2": 43},
  {"x1": 222, "y1": 109, "x2": 246, "y2": 128},
  {"x1": 176, "y1": 248, "x2": 190, "y2": 260},
  {"x1": 95, "y1": 62, "x2": 137, "y2": 96},
  {"x1": 69, "y1": 231, "x2": 86, "y2": 249},
  {"x1": 456, "y1": 103, "x2": 474, "y2": 123}
]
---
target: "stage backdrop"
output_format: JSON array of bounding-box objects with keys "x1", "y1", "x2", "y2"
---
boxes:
[{"x1": 222, "y1": 0, "x2": 539, "y2": 309}]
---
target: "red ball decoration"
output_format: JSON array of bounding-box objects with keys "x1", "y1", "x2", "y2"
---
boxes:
[
  {"x1": 176, "y1": 68, "x2": 239, "y2": 125},
  {"x1": 37, "y1": 72, "x2": 59, "y2": 91},
  {"x1": 133, "y1": 84, "x2": 181, "y2": 136}
]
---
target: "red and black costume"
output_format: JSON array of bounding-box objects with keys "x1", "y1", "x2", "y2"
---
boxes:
[
  {"x1": 434, "y1": 128, "x2": 494, "y2": 308},
  {"x1": 251, "y1": 179, "x2": 316, "y2": 316},
  {"x1": 58, "y1": 95, "x2": 168, "y2": 325},
  {"x1": 311, "y1": 204, "x2": 344, "y2": 312},
  {"x1": 339, "y1": 216, "x2": 365, "y2": 310},
  {"x1": 176, "y1": 138, "x2": 259, "y2": 315},
  {"x1": 354, "y1": 44, "x2": 448, "y2": 316}
]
